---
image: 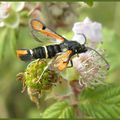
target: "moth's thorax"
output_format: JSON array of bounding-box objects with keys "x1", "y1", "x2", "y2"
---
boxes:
[{"x1": 60, "y1": 40, "x2": 87, "y2": 54}]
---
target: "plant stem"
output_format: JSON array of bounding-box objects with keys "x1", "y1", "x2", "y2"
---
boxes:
[{"x1": 69, "y1": 80, "x2": 85, "y2": 118}]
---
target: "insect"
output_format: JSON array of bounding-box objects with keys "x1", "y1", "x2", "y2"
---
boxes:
[{"x1": 16, "y1": 18, "x2": 110, "y2": 81}]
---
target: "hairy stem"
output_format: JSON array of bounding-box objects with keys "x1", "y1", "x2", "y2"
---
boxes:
[{"x1": 69, "y1": 80, "x2": 85, "y2": 118}]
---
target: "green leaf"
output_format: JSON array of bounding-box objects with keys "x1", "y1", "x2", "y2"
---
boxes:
[
  {"x1": 79, "y1": 84, "x2": 120, "y2": 118},
  {"x1": 59, "y1": 106, "x2": 75, "y2": 118},
  {"x1": 27, "y1": 109, "x2": 41, "y2": 118},
  {"x1": 42, "y1": 101, "x2": 75, "y2": 118}
]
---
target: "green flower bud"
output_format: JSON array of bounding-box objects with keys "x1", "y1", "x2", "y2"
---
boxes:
[
  {"x1": 24, "y1": 59, "x2": 58, "y2": 91},
  {"x1": 17, "y1": 59, "x2": 58, "y2": 93}
]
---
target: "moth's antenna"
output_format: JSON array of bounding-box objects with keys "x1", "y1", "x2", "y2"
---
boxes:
[
  {"x1": 78, "y1": 33, "x2": 87, "y2": 45},
  {"x1": 87, "y1": 47, "x2": 110, "y2": 70}
]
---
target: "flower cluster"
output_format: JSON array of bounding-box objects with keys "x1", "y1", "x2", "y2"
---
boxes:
[{"x1": 72, "y1": 17, "x2": 109, "y2": 88}]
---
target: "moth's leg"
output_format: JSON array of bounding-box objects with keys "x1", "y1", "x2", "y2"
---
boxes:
[
  {"x1": 27, "y1": 59, "x2": 40, "y2": 68},
  {"x1": 67, "y1": 60, "x2": 73, "y2": 68},
  {"x1": 36, "y1": 59, "x2": 53, "y2": 83},
  {"x1": 63, "y1": 52, "x2": 73, "y2": 68},
  {"x1": 77, "y1": 53, "x2": 79, "y2": 57}
]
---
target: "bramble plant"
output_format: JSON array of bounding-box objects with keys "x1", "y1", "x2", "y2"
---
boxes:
[{"x1": 1, "y1": 1, "x2": 120, "y2": 118}]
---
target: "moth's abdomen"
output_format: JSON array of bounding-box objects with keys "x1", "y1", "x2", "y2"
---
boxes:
[
  {"x1": 16, "y1": 49, "x2": 33, "y2": 61},
  {"x1": 46, "y1": 45, "x2": 62, "y2": 58},
  {"x1": 17, "y1": 44, "x2": 62, "y2": 61},
  {"x1": 32, "y1": 47, "x2": 46, "y2": 59},
  {"x1": 33, "y1": 44, "x2": 62, "y2": 59}
]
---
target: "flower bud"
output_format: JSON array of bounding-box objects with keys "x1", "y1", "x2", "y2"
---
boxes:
[
  {"x1": 17, "y1": 60, "x2": 59, "y2": 93},
  {"x1": 25, "y1": 60, "x2": 58, "y2": 90}
]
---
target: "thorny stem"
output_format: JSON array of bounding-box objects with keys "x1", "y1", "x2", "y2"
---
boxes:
[
  {"x1": 52, "y1": 80, "x2": 85, "y2": 118},
  {"x1": 69, "y1": 80, "x2": 85, "y2": 118},
  {"x1": 54, "y1": 80, "x2": 85, "y2": 118}
]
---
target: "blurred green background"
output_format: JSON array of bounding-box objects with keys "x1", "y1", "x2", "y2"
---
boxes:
[{"x1": 0, "y1": 2, "x2": 120, "y2": 118}]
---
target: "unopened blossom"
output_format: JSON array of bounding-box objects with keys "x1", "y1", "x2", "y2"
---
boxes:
[
  {"x1": 72, "y1": 17, "x2": 102, "y2": 47},
  {"x1": 0, "y1": 2, "x2": 10, "y2": 21}
]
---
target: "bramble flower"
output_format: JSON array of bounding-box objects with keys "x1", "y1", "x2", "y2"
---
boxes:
[
  {"x1": 0, "y1": 2, "x2": 10, "y2": 21},
  {"x1": 72, "y1": 18, "x2": 109, "y2": 88},
  {"x1": 72, "y1": 49, "x2": 108, "y2": 88},
  {"x1": 72, "y1": 17, "x2": 102, "y2": 48},
  {"x1": 0, "y1": 2, "x2": 25, "y2": 28}
]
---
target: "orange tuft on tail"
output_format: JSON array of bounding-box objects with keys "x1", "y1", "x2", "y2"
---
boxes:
[
  {"x1": 16, "y1": 50, "x2": 32, "y2": 61},
  {"x1": 16, "y1": 50, "x2": 28, "y2": 57}
]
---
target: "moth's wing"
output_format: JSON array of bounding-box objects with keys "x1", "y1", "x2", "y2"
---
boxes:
[
  {"x1": 30, "y1": 28, "x2": 54, "y2": 46},
  {"x1": 50, "y1": 50, "x2": 73, "y2": 72},
  {"x1": 30, "y1": 18, "x2": 66, "y2": 45}
]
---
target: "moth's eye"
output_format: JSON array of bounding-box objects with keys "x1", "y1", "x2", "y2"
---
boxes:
[{"x1": 72, "y1": 33, "x2": 86, "y2": 45}]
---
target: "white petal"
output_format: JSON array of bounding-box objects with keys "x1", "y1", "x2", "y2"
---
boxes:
[
  {"x1": 83, "y1": 17, "x2": 92, "y2": 24},
  {"x1": 72, "y1": 17, "x2": 103, "y2": 47},
  {"x1": 72, "y1": 34, "x2": 86, "y2": 45}
]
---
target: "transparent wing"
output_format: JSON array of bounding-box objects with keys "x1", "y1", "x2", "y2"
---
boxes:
[
  {"x1": 30, "y1": 18, "x2": 66, "y2": 45},
  {"x1": 30, "y1": 29, "x2": 55, "y2": 46},
  {"x1": 50, "y1": 50, "x2": 73, "y2": 72}
]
